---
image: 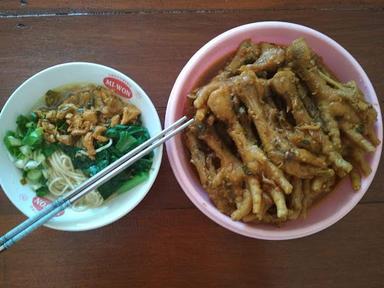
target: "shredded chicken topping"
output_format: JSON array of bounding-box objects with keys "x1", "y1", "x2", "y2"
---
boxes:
[{"x1": 36, "y1": 85, "x2": 141, "y2": 158}]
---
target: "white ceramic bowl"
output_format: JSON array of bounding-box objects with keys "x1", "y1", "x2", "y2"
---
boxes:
[
  {"x1": 165, "y1": 22, "x2": 383, "y2": 240},
  {"x1": 0, "y1": 62, "x2": 163, "y2": 231}
]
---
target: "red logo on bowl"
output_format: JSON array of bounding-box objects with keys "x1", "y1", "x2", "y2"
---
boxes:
[
  {"x1": 103, "y1": 76, "x2": 132, "y2": 99},
  {"x1": 32, "y1": 197, "x2": 64, "y2": 217}
]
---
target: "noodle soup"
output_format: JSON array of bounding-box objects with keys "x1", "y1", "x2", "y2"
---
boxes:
[{"x1": 4, "y1": 83, "x2": 153, "y2": 210}]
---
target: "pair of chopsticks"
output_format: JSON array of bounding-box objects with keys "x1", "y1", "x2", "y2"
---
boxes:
[{"x1": 0, "y1": 116, "x2": 193, "y2": 253}]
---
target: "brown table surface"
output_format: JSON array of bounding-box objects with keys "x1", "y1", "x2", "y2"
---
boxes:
[{"x1": 0, "y1": 1, "x2": 383, "y2": 287}]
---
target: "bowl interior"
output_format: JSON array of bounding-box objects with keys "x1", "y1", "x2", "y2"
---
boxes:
[
  {"x1": 165, "y1": 22, "x2": 383, "y2": 239},
  {"x1": 0, "y1": 62, "x2": 163, "y2": 231}
]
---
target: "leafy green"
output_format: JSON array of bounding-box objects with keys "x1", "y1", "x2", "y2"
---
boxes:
[
  {"x1": 87, "y1": 159, "x2": 109, "y2": 176},
  {"x1": 22, "y1": 127, "x2": 43, "y2": 147},
  {"x1": 9, "y1": 112, "x2": 44, "y2": 149},
  {"x1": 16, "y1": 112, "x2": 38, "y2": 135},
  {"x1": 6, "y1": 135, "x2": 22, "y2": 147},
  {"x1": 4, "y1": 112, "x2": 52, "y2": 198},
  {"x1": 19, "y1": 145, "x2": 32, "y2": 156},
  {"x1": 16, "y1": 115, "x2": 31, "y2": 135},
  {"x1": 42, "y1": 142, "x2": 58, "y2": 157},
  {"x1": 106, "y1": 125, "x2": 149, "y2": 141},
  {"x1": 36, "y1": 186, "x2": 49, "y2": 197},
  {"x1": 98, "y1": 171, "x2": 149, "y2": 199},
  {"x1": 61, "y1": 124, "x2": 153, "y2": 199},
  {"x1": 115, "y1": 172, "x2": 149, "y2": 194},
  {"x1": 4, "y1": 131, "x2": 21, "y2": 156},
  {"x1": 29, "y1": 112, "x2": 38, "y2": 122},
  {"x1": 116, "y1": 131, "x2": 137, "y2": 152},
  {"x1": 26, "y1": 169, "x2": 42, "y2": 182}
]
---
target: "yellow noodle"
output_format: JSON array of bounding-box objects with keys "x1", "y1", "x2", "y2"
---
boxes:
[{"x1": 46, "y1": 150, "x2": 103, "y2": 209}]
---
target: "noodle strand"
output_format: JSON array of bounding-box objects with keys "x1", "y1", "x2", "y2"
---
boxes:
[{"x1": 46, "y1": 150, "x2": 104, "y2": 209}]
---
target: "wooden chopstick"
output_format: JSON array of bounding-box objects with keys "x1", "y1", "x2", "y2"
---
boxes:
[{"x1": 0, "y1": 116, "x2": 193, "y2": 253}]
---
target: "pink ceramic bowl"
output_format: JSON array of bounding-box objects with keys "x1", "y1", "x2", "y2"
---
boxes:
[{"x1": 165, "y1": 22, "x2": 382, "y2": 240}]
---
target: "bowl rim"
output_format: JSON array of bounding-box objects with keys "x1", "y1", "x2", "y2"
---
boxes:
[
  {"x1": 0, "y1": 61, "x2": 163, "y2": 231},
  {"x1": 165, "y1": 21, "x2": 383, "y2": 240}
]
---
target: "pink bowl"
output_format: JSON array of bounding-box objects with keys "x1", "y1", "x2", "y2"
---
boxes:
[{"x1": 165, "y1": 22, "x2": 383, "y2": 240}]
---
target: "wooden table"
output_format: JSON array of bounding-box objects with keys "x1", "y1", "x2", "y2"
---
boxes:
[{"x1": 0, "y1": 1, "x2": 383, "y2": 287}]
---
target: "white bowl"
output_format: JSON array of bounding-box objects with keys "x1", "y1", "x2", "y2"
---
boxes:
[{"x1": 0, "y1": 62, "x2": 163, "y2": 231}]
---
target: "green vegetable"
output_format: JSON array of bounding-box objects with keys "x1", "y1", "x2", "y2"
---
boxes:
[
  {"x1": 105, "y1": 128, "x2": 119, "y2": 139},
  {"x1": 16, "y1": 112, "x2": 38, "y2": 135},
  {"x1": 5, "y1": 113, "x2": 43, "y2": 159},
  {"x1": 19, "y1": 145, "x2": 32, "y2": 156},
  {"x1": 6, "y1": 135, "x2": 22, "y2": 147},
  {"x1": 16, "y1": 115, "x2": 31, "y2": 135},
  {"x1": 26, "y1": 169, "x2": 42, "y2": 182},
  {"x1": 34, "y1": 152, "x2": 46, "y2": 163},
  {"x1": 4, "y1": 131, "x2": 21, "y2": 156},
  {"x1": 29, "y1": 112, "x2": 38, "y2": 122},
  {"x1": 61, "y1": 124, "x2": 153, "y2": 199},
  {"x1": 115, "y1": 172, "x2": 149, "y2": 194},
  {"x1": 24, "y1": 160, "x2": 40, "y2": 170},
  {"x1": 30, "y1": 182, "x2": 43, "y2": 191},
  {"x1": 87, "y1": 159, "x2": 109, "y2": 176},
  {"x1": 42, "y1": 142, "x2": 57, "y2": 157},
  {"x1": 13, "y1": 112, "x2": 44, "y2": 149},
  {"x1": 3, "y1": 112, "x2": 51, "y2": 198},
  {"x1": 14, "y1": 158, "x2": 27, "y2": 169},
  {"x1": 22, "y1": 127, "x2": 43, "y2": 147},
  {"x1": 115, "y1": 131, "x2": 137, "y2": 152},
  {"x1": 98, "y1": 171, "x2": 149, "y2": 199},
  {"x1": 36, "y1": 186, "x2": 49, "y2": 197}
]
